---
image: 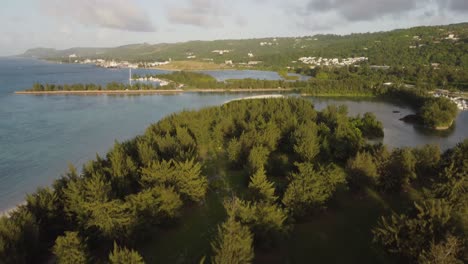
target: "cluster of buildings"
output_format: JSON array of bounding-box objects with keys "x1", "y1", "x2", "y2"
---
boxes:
[
  {"x1": 73, "y1": 58, "x2": 171, "y2": 69},
  {"x1": 77, "y1": 58, "x2": 139, "y2": 68},
  {"x1": 260, "y1": 38, "x2": 279, "y2": 46},
  {"x1": 260, "y1": 42, "x2": 274, "y2": 46},
  {"x1": 144, "y1": 61, "x2": 171, "y2": 67},
  {"x1": 298, "y1": 56, "x2": 368, "y2": 66},
  {"x1": 212, "y1": 50, "x2": 231, "y2": 55},
  {"x1": 433, "y1": 92, "x2": 468, "y2": 111},
  {"x1": 79, "y1": 59, "x2": 139, "y2": 69},
  {"x1": 225, "y1": 60, "x2": 262, "y2": 66},
  {"x1": 131, "y1": 76, "x2": 170, "y2": 86},
  {"x1": 445, "y1": 34, "x2": 460, "y2": 41},
  {"x1": 410, "y1": 33, "x2": 460, "y2": 49}
]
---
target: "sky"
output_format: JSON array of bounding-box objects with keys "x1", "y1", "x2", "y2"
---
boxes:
[{"x1": 0, "y1": 0, "x2": 467, "y2": 56}]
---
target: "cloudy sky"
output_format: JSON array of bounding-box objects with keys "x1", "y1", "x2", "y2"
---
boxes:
[{"x1": 0, "y1": 0, "x2": 467, "y2": 56}]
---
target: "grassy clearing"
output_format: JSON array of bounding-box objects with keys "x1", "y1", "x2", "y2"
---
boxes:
[
  {"x1": 137, "y1": 191, "x2": 226, "y2": 264},
  {"x1": 273, "y1": 189, "x2": 394, "y2": 264}
]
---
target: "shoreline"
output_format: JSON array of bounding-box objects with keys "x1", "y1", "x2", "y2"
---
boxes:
[{"x1": 15, "y1": 88, "x2": 294, "y2": 95}]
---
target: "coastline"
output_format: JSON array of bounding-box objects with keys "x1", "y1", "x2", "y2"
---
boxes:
[{"x1": 15, "y1": 88, "x2": 294, "y2": 95}]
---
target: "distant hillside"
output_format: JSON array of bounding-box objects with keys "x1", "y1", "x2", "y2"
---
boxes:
[{"x1": 22, "y1": 23, "x2": 468, "y2": 69}]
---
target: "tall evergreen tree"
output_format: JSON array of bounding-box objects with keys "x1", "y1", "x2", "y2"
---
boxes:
[
  {"x1": 53, "y1": 232, "x2": 88, "y2": 264},
  {"x1": 211, "y1": 217, "x2": 254, "y2": 264},
  {"x1": 248, "y1": 167, "x2": 277, "y2": 203},
  {"x1": 109, "y1": 242, "x2": 145, "y2": 264}
]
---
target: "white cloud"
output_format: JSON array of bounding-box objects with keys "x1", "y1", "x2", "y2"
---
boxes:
[
  {"x1": 167, "y1": 0, "x2": 229, "y2": 27},
  {"x1": 40, "y1": 0, "x2": 156, "y2": 32}
]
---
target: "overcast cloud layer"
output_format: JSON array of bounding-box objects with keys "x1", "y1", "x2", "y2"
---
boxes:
[
  {"x1": 0, "y1": 0, "x2": 466, "y2": 55},
  {"x1": 41, "y1": 0, "x2": 156, "y2": 32}
]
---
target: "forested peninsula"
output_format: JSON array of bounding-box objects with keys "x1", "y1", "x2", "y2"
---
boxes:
[{"x1": 0, "y1": 98, "x2": 466, "y2": 264}]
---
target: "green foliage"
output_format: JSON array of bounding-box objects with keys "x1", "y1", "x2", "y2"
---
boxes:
[
  {"x1": 318, "y1": 105, "x2": 364, "y2": 161},
  {"x1": 2, "y1": 98, "x2": 467, "y2": 263},
  {"x1": 109, "y1": 242, "x2": 145, "y2": 264},
  {"x1": 373, "y1": 200, "x2": 454, "y2": 261},
  {"x1": 418, "y1": 235, "x2": 464, "y2": 264},
  {"x1": 108, "y1": 141, "x2": 138, "y2": 197},
  {"x1": 155, "y1": 71, "x2": 217, "y2": 89},
  {"x1": 420, "y1": 97, "x2": 458, "y2": 128},
  {"x1": 227, "y1": 138, "x2": 242, "y2": 166},
  {"x1": 127, "y1": 186, "x2": 183, "y2": 223},
  {"x1": 346, "y1": 151, "x2": 379, "y2": 186},
  {"x1": 352, "y1": 112, "x2": 384, "y2": 139},
  {"x1": 140, "y1": 159, "x2": 208, "y2": 202},
  {"x1": 109, "y1": 141, "x2": 138, "y2": 179},
  {"x1": 0, "y1": 209, "x2": 39, "y2": 264},
  {"x1": 84, "y1": 200, "x2": 134, "y2": 240},
  {"x1": 282, "y1": 163, "x2": 346, "y2": 217},
  {"x1": 225, "y1": 198, "x2": 287, "y2": 243},
  {"x1": 63, "y1": 171, "x2": 112, "y2": 224},
  {"x1": 413, "y1": 144, "x2": 441, "y2": 179},
  {"x1": 247, "y1": 145, "x2": 270, "y2": 173},
  {"x1": 211, "y1": 217, "x2": 254, "y2": 264},
  {"x1": 379, "y1": 148, "x2": 417, "y2": 192},
  {"x1": 248, "y1": 167, "x2": 278, "y2": 203},
  {"x1": 292, "y1": 122, "x2": 320, "y2": 162},
  {"x1": 433, "y1": 140, "x2": 468, "y2": 207},
  {"x1": 136, "y1": 138, "x2": 159, "y2": 166},
  {"x1": 53, "y1": 232, "x2": 88, "y2": 264}
]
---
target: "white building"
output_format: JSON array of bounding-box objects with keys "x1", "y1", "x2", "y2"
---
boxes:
[{"x1": 212, "y1": 50, "x2": 231, "y2": 55}]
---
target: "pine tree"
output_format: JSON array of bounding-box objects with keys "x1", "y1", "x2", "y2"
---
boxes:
[
  {"x1": 292, "y1": 122, "x2": 320, "y2": 162},
  {"x1": 53, "y1": 232, "x2": 88, "y2": 264},
  {"x1": 282, "y1": 163, "x2": 346, "y2": 216},
  {"x1": 248, "y1": 167, "x2": 277, "y2": 203},
  {"x1": 85, "y1": 200, "x2": 134, "y2": 240},
  {"x1": 211, "y1": 217, "x2": 254, "y2": 264},
  {"x1": 109, "y1": 242, "x2": 145, "y2": 264}
]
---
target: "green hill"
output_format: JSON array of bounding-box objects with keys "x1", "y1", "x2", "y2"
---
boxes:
[{"x1": 22, "y1": 23, "x2": 468, "y2": 69}]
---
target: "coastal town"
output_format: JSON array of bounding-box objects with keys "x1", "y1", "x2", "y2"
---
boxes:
[{"x1": 69, "y1": 55, "x2": 171, "y2": 69}]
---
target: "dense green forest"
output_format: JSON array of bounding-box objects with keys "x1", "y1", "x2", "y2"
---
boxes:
[
  {"x1": 23, "y1": 23, "x2": 468, "y2": 70},
  {"x1": 0, "y1": 98, "x2": 466, "y2": 263}
]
